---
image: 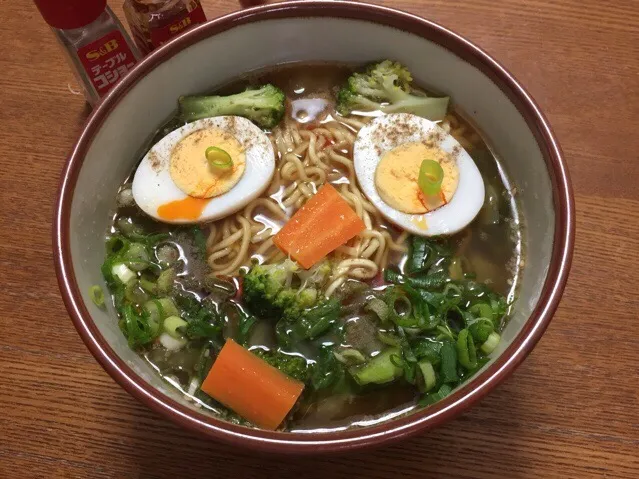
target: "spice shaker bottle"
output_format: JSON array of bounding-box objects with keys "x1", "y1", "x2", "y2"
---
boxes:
[
  {"x1": 123, "y1": 0, "x2": 208, "y2": 55},
  {"x1": 34, "y1": 0, "x2": 140, "y2": 106}
]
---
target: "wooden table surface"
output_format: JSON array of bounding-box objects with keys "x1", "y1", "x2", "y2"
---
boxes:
[{"x1": 2, "y1": 0, "x2": 638, "y2": 477}]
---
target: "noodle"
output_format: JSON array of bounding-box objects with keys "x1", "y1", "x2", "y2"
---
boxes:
[{"x1": 205, "y1": 114, "x2": 407, "y2": 286}]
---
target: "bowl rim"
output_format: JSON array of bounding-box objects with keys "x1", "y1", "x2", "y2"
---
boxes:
[{"x1": 53, "y1": 0, "x2": 575, "y2": 454}]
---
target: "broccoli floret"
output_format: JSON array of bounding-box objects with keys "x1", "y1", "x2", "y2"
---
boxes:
[
  {"x1": 252, "y1": 348, "x2": 312, "y2": 383},
  {"x1": 242, "y1": 260, "x2": 330, "y2": 320},
  {"x1": 336, "y1": 60, "x2": 449, "y2": 121},
  {"x1": 242, "y1": 261, "x2": 295, "y2": 317},
  {"x1": 178, "y1": 84, "x2": 285, "y2": 129}
]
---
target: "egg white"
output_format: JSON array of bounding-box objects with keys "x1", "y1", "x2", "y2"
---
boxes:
[
  {"x1": 132, "y1": 116, "x2": 275, "y2": 224},
  {"x1": 353, "y1": 113, "x2": 485, "y2": 236}
]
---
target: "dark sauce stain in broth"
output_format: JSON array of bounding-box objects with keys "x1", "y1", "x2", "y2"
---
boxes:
[{"x1": 109, "y1": 62, "x2": 523, "y2": 432}]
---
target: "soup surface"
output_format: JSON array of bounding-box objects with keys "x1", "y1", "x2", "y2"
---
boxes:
[{"x1": 100, "y1": 62, "x2": 523, "y2": 432}]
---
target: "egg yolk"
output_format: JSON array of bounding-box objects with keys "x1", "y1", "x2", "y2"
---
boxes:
[
  {"x1": 374, "y1": 142, "x2": 459, "y2": 214},
  {"x1": 157, "y1": 196, "x2": 210, "y2": 221},
  {"x1": 170, "y1": 127, "x2": 246, "y2": 199}
]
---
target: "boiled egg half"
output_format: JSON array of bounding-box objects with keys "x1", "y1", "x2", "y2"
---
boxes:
[
  {"x1": 353, "y1": 113, "x2": 484, "y2": 236},
  {"x1": 132, "y1": 116, "x2": 275, "y2": 224}
]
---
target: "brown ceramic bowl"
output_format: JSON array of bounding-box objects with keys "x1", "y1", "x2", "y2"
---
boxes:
[{"x1": 53, "y1": 1, "x2": 574, "y2": 453}]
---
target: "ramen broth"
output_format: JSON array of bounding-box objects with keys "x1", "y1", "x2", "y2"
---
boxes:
[{"x1": 105, "y1": 63, "x2": 522, "y2": 432}]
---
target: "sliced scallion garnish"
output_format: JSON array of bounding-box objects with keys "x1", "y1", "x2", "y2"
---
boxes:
[
  {"x1": 418, "y1": 360, "x2": 437, "y2": 392},
  {"x1": 481, "y1": 331, "x2": 501, "y2": 354},
  {"x1": 89, "y1": 285, "x2": 105, "y2": 308},
  {"x1": 205, "y1": 146, "x2": 233, "y2": 170},
  {"x1": 418, "y1": 159, "x2": 444, "y2": 196}
]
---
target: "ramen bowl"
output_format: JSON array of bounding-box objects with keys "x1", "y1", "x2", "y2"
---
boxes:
[{"x1": 53, "y1": 0, "x2": 574, "y2": 453}]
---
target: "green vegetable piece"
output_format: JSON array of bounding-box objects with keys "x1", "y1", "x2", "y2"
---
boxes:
[
  {"x1": 439, "y1": 340, "x2": 459, "y2": 383},
  {"x1": 111, "y1": 263, "x2": 136, "y2": 284},
  {"x1": 333, "y1": 349, "x2": 366, "y2": 366},
  {"x1": 456, "y1": 328, "x2": 478, "y2": 370},
  {"x1": 419, "y1": 383, "x2": 453, "y2": 406},
  {"x1": 365, "y1": 297, "x2": 390, "y2": 322},
  {"x1": 144, "y1": 298, "x2": 180, "y2": 335},
  {"x1": 164, "y1": 315, "x2": 188, "y2": 339},
  {"x1": 252, "y1": 349, "x2": 311, "y2": 383},
  {"x1": 124, "y1": 242, "x2": 150, "y2": 271},
  {"x1": 205, "y1": 146, "x2": 233, "y2": 170},
  {"x1": 191, "y1": 226, "x2": 208, "y2": 257},
  {"x1": 470, "y1": 303, "x2": 494, "y2": 321},
  {"x1": 481, "y1": 331, "x2": 501, "y2": 354},
  {"x1": 124, "y1": 280, "x2": 148, "y2": 304},
  {"x1": 384, "y1": 269, "x2": 448, "y2": 290},
  {"x1": 350, "y1": 347, "x2": 403, "y2": 386},
  {"x1": 178, "y1": 84, "x2": 286, "y2": 130},
  {"x1": 406, "y1": 236, "x2": 428, "y2": 274},
  {"x1": 139, "y1": 277, "x2": 157, "y2": 295},
  {"x1": 122, "y1": 304, "x2": 156, "y2": 349},
  {"x1": 156, "y1": 268, "x2": 176, "y2": 295},
  {"x1": 89, "y1": 285, "x2": 105, "y2": 308},
  {"x1": 418, "y1": 360, "x2": 437, "y2": 392},
  {"x1": 157, "y1": 298, "x2": 180, "y2": 318},
  {"x1": 311, "y1": 346, "x2": 344, "y2": 391},
  {"x1": 185, "y1": 319, "x2": 221, "y2": 340},
  {"x1": 236, "y1": 306, "x2": 257, "y2": 346},
  {"x1": 412, "y1": 339, "x2": 442, "y2": 365},
  {"x1": 468, "y1": 317, "x2": 494, "y2": 344},
  {"x1": 378, "y1": 331, "x2": 401, "y2": 347},
  {"x1": 106, "y1": 235, "x2": 129, "y2": 255},
  {"x1": 336, "y1": 60, "x2": 449, "y2": 121},
  {"x1": 418, "y1": 159, "x2": 444, "y2": 196}
]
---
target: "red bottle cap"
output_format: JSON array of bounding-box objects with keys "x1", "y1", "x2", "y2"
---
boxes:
[{"x1": 34, "y1": 0, "x2": 107, "y2": 30}]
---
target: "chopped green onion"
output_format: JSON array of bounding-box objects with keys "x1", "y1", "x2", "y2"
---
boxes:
[
  {"x1": 418, "y1": 360, "x2": 437, "y2": 392},
  {"x1": 124, "y1": 281, "x2": 148, "y2": 304},
  {"x1": 157, "y1": 268, "x2": 176, "y2": 295},
  {"x1": 443, "y1": 283, "x2": 463, "y2": 305},
  {"x1": 419, "y1": 383, "x2": 453, "y2": 406},
  {"x1": 412, "y1": 339, "x2": 442, "y2": 365},
  {"x1": 163, "y1": 315, "x2": 188, "y2": 339},
  {"x1": 334, "y1": 349, "x2": 366, "y2": 365},
  {"x1": 456, "y1": 328, "x2": 478, "y2": 369},
  {"x1": 139, "y1": 277, "x2": 157, "y2": 295},
  {"x1": 406, "y1": 236, "x2": 429, "y2": 274},
  {"x1": 468, "y1": 317, "x2": 494, "y2": 343},
  {"x1": 365, "y1": 297, "x2": 390, "y2": 322},
  {"x1": 387, "y1": 292, "x2": 412, "y2": 319},
  {"x1": 124, "y1": 242, "x2": 150, "y2": 271},
  {"x1": 377, "y1": 331, "x2": 401, "y2": 347},
  {"x1": 158, "y1": 332, "x2": 187, "y2": 351},
  {"x1": 350, "y1": 348, "x2": 403, "y2": 386},
  {"x1": 418, "y1": 159, "x2": 444, "y2": 196},
  {"x1": 470, "y1": 303, "x2": 494, "y2": 320},
  {"x1": 439, "y1": 340, "x2": 459, "y2": 383},
  {"x1": 89, "y1": 285, "x2": 105, "y2": 308},
  {"x1": 481, "y1": 331, "x2": 501, "y2": 354},
  {"x1": 205, "y1": 146, "x2": 233, "y2": 170},
  {"x1": 111, "y1": 263, "x2": 136, "y2": 284},
  {"x1": 122, "y1": 303, "x2": 155, "y2": 349},
  {"x1": 191, "y1": 226, "x2": 208, "y2": 256},
  {"x1": 106, "y1": 235, "x2": 129, "y2": 255}
]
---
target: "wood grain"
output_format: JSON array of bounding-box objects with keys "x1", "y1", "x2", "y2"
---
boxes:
[{"x1": 1, "y1": 0, "x2": 638, "y2": 477}]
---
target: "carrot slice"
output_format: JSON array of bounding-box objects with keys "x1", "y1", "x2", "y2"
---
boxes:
[
  {"x1": 201, "y1": 339, "x2": 304, "y2": 430},
  {"x1": 274, "y1": 183, "x2": 366, "y2": 268}
]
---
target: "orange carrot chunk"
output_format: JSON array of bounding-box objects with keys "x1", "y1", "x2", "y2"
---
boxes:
[
  {"x1": 274, "y1": 183, "x2": 366, "y2": 269},
  {"x1": 200, "y1": 339, "x2": 304, "y2": 430}
]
